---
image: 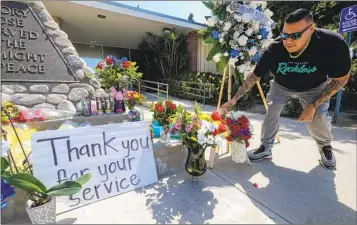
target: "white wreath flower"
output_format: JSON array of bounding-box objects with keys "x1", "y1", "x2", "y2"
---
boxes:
[{"x1": 202, "y1": 1, "x2": 276, "y2": 78}]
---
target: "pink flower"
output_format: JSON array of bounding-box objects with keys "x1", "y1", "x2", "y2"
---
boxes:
[{"x1": 185, "y1": 124, "x2": 193, "y2": 132}]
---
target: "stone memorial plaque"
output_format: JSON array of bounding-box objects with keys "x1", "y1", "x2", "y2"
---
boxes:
[{"x1": 1, "y1": 1, "x2": 78, "y2": 83}]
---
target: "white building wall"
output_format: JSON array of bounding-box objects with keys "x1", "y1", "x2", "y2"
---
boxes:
[{"x1": 196, "y1": 36, "x2": 217, "y2": 73}]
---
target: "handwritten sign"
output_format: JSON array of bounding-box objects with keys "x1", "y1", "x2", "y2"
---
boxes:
[
  {"x1": 235, "y1": 4, "x2": 276, "y2": 29},
  {"x1": 1, "y1": 1, "x2": 78, "y2": 83},
  {"x1": 31, "y1": 121, "x2": 158, "y2": 213},
  {"x1": 339, "y1": 5, "x2": 357, "y2": 33}
]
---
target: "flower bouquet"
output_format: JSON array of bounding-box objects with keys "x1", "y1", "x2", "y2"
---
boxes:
[
  {"x1": 225, "y1": 111, "x2": 253, "y2": 164},
  {"x1": 96, "y1": 55, "x2": 143, "y2": 114},
  {"x1": 150, "y1": 99, "x2": 178, "y2": 141},
  {"x1": 171, "y1": 103, "x2": 226, "y2": 176},
  {"x1": 96, "y1": 55, "x2": 143, "y2": 90},
  {"x1": 124, "y1": 91, "x2": 146, "y2": 122}
]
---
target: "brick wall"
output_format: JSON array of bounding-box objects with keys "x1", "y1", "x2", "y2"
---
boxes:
[{"x1": 186, "y1": 31, "x2": 198, "y2": 72}]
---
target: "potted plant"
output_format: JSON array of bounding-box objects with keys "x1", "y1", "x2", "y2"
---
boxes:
[
  {"x1": 149, "y1": 99, "x2": 178, "y2": 142},
  {"x1": 225, "y1": 111, "x2": 253, "y2": 163},
  {"x1": 124, "y1": 91, "x2": 146, "y2": 122},
  {"x1": 1, "y1": 157, "x2": 92, "y2": 224},
  {"x1": 170, "y1": 103, "x2": 226, "y2": 176}
]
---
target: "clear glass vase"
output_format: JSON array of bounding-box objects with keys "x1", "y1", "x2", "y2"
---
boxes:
[
  {"x1": 160, "y1": 126, "x2": 171, "y2": 143},
  {"x1": 185, "y1": 145, "x2": 207, "y2": 177}
]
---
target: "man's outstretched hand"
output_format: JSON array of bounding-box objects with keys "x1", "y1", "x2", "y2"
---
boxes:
[
  {"x1": 219, "y1": 99, "x2": 236, "y2": 116},
  {"x1": 298, "y1": 104, "x2": 316, "y2": 122}
]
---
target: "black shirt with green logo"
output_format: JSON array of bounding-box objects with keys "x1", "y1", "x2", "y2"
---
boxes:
[{"x1": 254, "y1": 28, "x2": 351, "y2": 91}]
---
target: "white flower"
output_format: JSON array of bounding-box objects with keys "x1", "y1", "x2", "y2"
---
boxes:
[
  {"x1": 219, "y1": 37, "x2": 225, "y2": 43},
  {"x1": 264, "y1": 9, "x2": 274, "y2": 18},
  {"x1": 258, "y1": 35, "x2": 262, "y2": 39},
  {"x1": 240, "y1": 56, "x2": 245, "y2": 60},
  {"x1": 207, "y1": 16, "x2": 217, "y2": 27},
  {"x1": 233, "y1": 31, "x2": 241, "y2": 39},
  {"x1": 238, "y1": 36, "x2": 248, "y2": 46},
  {"x1": 234, "y1": 14, "x2": 242, "y2": 22},
  {"x1": 242, "y1": 13, "x2": 251, "y2": 23},
  {"x1": 239, "y1": 52, "x2": 244, "y2": 56},
  {"x1": 260, "y1": 1, "x2": 267, "y2": 9},
  {"x1": 248, "y1": 46, "x2": 257, "y2": 56},
  {"x1": 245, "y1": 28, "x2": 253, "y2": 36},
  {"x1": 213, "y1": 53, "x2": 222, "y2": 63},
  {"x1": 261, "y1": 40, "x2": 271, "y2": 49},
  {"x1": 223, "y1": 22, "x2": 232, "y2": 31},
  {"x1": 223, "y1": 52, "x2": 229, "y2": 57},
  {"x1": 238, "y1": 64, "x2": 246, "y2": 73},
  {"x1": 267, "y1": 32, "x2": 273, "y2": 39},
  {"x1": 197, "y1": 133, "x2": 205, "y2": 145},
  {"x1": 229, "y1": 57, "x2": 238, "y2": 67},
  {"x1": 252, "y1": 21, "x2": 261, "y2": 31},
  {"x1": 249, "y1": 1, "x2": 259, "y2": 8}
]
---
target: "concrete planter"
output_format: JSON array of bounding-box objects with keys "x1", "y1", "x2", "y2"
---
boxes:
[{"x1": 26, "y1": 198, "x2": 56, "y2": 224}]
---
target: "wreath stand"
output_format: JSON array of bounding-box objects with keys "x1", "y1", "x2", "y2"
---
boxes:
[{"x1": 208, "y1": 65, "x2": 281, "y2": 168}]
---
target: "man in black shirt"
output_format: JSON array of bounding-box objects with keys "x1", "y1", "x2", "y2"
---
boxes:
[{"x1": 220, "y1": 9, "x2": 351, "y2": 169}]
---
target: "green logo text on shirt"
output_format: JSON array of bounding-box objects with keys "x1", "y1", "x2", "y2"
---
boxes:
[{"x1": 276, "y1": 62, "x2": 318, "y2": 75}]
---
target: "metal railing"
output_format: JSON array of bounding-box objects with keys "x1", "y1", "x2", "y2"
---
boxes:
[
  {"x1": 158, "y1": 78, "x2": 213, "y2": 104},
  {"x1": 131, "y1": 79, "x2": 169, "y2": 101}
]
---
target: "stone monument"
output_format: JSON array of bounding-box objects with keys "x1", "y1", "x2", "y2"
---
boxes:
[{"x1": 1, "y1": 1, "x2": 108, "y2": 119}]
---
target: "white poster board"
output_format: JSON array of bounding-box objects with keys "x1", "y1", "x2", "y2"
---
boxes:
[{"x1": 31, "y1": 121, "x2": 158, "y2": 213}]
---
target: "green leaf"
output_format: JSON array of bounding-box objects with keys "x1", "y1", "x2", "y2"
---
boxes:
[
  {"x1": 203, "y1": 36, "x2": 215, "y2": 45},
  {"x1": 8, "y1": 173, "x2": 47, "y2": 194},
  {"x1": 206, "y1": 43, "x2": 221, "y2": 61},
  {"x1": 202, "y1": 1, "x2": 214, "y2": 10},
  {"x1": 216, "y1": 56, "x2": 229, "y2": 73},
  {"x1": 75, "y1": 173, "x2": 92, "y2": 186},
  {"x1": 1, "y1": 157, "x2": 9, "y2": 173},
  {"x1": 47, "y1": 181, "x2": 82, "y2": 196}
]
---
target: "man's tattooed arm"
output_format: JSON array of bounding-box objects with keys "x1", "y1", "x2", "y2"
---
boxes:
[
  {"x1": 313, "y1": 74, "x2": 350, "y2": 109},
  {"x1": 232, "y1": 73, "x2": 260, "y2": 102}
]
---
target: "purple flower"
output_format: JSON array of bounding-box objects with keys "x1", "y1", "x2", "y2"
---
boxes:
[
  {"x1": 229, "y1": 49, "x2": 240, "y2": 58},
  {"x1": 1, "y1": 179, "x2": 15, "y2": 209},
  {"x1": 237, "y1": 128, "x2": 251, "y2": 137},
  {"x1": 211, "y1": 30, "x2": 219, "y2": 40},
  {"x1": 121, "y1": 57, "x2": 128, "y2": 62},
  {"x1": 249, "y1": 39, "x2": 255, "y2": 44},
  {"x1": 256, "y1": 6, "x2": 263, "y2": 12}
]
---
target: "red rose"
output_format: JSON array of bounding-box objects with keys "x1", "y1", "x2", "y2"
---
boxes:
[
  {"x1": 241, "y1": 135, "x2": 251, "y2": 141},
  {"x1": 123, "y1": 61, "x2": 130, "y2": 69},
  {"x1": 226, "y1": 135, "x2": 233, "y2": 142},
  {"x1": 106, "y1": 57, "x2": 113, "y2": 65},
  {"x1": 155, "y1": 104, "x2": 164, "y2": 113},
  {"x1": 211, "y1": 111, "x2": 221, "y2": 121},
  {"x1": 211, "y1": 130, "x2": 219, "y2": 136},
  {"x1": 218, "y1": 124, "x2": 227, "y2": 133},
  {"x1": 170, "y1": 104, "x2": 177, "y2": 110},
  {"x1": 96, "y1": 61, "x2": 104, "y2": 69}
]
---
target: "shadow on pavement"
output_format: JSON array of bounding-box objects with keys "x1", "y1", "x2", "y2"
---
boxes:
[
  {"x1": 211, "y1": 155, "x2": 357, "y2": 224},
  {"x1": 135, "y1": 173, "x2": 218, "y2": 224}
]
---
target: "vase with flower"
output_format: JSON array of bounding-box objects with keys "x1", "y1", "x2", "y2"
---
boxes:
[
  {"x1": 124, "y1": 91, "x2": 146, "y2": 121},
  {"x1": 225, "y1": 111, "x2": 253, "y2": 163},
  {"x1": 150, "y1": 99, "x2": 178, "y2": 143},
  {"x1": 171, "y1": 103, "x2": 226, "y2": 176}
]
